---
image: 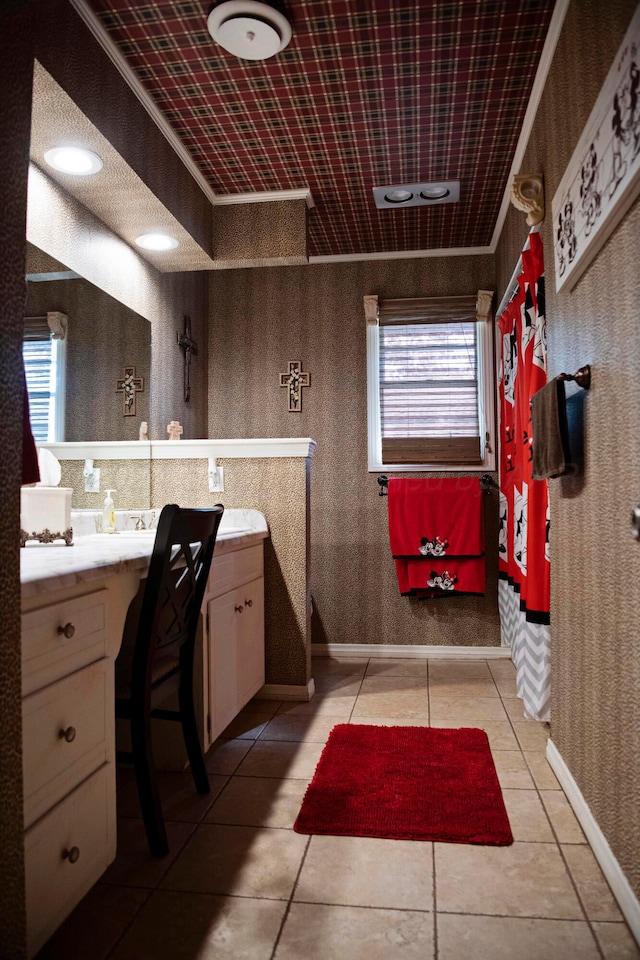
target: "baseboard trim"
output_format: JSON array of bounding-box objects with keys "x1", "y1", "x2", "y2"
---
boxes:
[
  {"x1": 259, "y1": 679, "x2": 315, "y2": 701},
  {"x1": 311, "y1": 643, "x2": 510, "y2": 660},
  {"x1": 546, "y1": 739, "x2": 640, "y2": 944}
]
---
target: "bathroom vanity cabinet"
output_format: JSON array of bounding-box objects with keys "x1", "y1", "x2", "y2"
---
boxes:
[
  {"x1": 205, "y1": 542, "x2": 265, "y2": 743},
  {"x1": 19, "y1": 514, "x2": 267, "y2": 958},
  {"x1": 20, "y1": 568, "x2": 140, "y2": 959}
]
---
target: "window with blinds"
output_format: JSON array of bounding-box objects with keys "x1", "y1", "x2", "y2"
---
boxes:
[
  {"x1": 379, "y1": 320, "x2": 480, "y2": 464},
  {"x1": 366, "y1": 292, "x2": 495, "y2": 471},
  {"x1": 23, "y1": 315, "x2": 66, "y2": 442}
]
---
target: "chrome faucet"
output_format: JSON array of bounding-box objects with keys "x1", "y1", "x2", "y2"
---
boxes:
[{"x1": 128, "y1": 513, "x2": 146, "y2": 530}]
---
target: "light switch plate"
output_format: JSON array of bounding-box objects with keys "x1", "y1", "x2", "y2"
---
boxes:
[
  {"x1": 85, "y1": 468, "x2": 101, "y2": 492},
  {"x1": 209, "y1": 466, "x2": 224, "y2": 493}
]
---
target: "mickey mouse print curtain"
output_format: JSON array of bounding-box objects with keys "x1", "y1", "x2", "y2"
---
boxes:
[{"x1": 497, "y1": 230, "x2": 551, "y2": 722}]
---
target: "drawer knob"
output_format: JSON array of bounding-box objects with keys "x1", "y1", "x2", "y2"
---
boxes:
[
  {"x1": 62, "y1": 846, "x2": 80, "y2": 864},
  {"x1": 58, "y1": 726, "x2": 77, "y2": 743},
  {"x1": 234, "y1": 605, "x2": 244, "y2": 613},
  {"x1": 244, "y1": 599, "x2": 253, "y2": 608},
  {"x1": 57, "y1": 622, "x2": 76, "y2": 639}
]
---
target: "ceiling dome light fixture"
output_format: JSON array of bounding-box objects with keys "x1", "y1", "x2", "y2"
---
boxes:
[
  {"x1": 135, "y1": 233, "x2": 180, "y2": 251},
  {"x1": 44, "y1": 145, "x2": 103, "y2": 176},
  {"x1": 207, "y1": 0, "x2": 292, "y2": 60}
]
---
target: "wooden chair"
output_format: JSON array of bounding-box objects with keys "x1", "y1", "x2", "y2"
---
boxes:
[{"x1": 115, "y1": 503, "x2": 224, "y2": 857}]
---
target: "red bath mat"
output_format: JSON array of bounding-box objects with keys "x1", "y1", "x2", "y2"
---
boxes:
[{"x1": 294, "y1": 724, "x2": 512, "y2": 845}]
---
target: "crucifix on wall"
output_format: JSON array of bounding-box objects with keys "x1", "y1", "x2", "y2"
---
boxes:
[
  {"x1": 115, "y1": 365, "x2": 144, "y2": 416},
  {"x1": 279, "y1": 360, "x2": 310, "y2": 412},
  {"x1": 177, "y1": 314, "x2": 197, "y2": 402}
]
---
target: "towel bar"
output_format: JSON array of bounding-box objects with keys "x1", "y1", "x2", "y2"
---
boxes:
[
  {"x1": 558, "y1": 364, "x2": 591, "y2": 389},
  {"x1": 377, "y1": 474, "x2": 495, "y2": 496}
]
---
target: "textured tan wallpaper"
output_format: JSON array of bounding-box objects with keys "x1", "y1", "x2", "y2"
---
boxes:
[
  {"x1": 151, "y1": 457, "x2": 310, "y2": 686},
  {"x1": 2, "y1": 5, "x2": 32, "y2": 955},
  {"x1": 152, "y1": 271, "x2": 209, "y2": 442},
  {"x1": 209, "y1": 256, "x2": 501, "y2": 649},
  {"x1": 26, "y1": 277, "x2": 151, "y2": 442},
  {"x1": 211, "y1": 200, "x2": 308, "y2": 268},
  {"x1": 60, "y1": 459, "x2": 151, "y2": 512},
  {"x1": 0, "y1": 2, "x2": 218, "y2": 951},
  {"x1": 495, "y1": 0, "x2": 640, "y2": 898}
]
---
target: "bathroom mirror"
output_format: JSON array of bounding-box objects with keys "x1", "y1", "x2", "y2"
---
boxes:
[
  {"x1": 25, "y1": 242, "x2": 153, "y2": 510},
  {"x1": 25, "y1": 242, "x2": 151, "y2": 443}
]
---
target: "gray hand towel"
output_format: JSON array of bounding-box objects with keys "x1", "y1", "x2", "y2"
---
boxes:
[{"x1": 531, "y1": 378, "x2": 571, "y2": 479}]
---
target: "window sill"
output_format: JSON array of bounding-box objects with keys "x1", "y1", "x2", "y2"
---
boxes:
[{"x1": 368, "y1": 454, "x2": 495, "y2": 473}]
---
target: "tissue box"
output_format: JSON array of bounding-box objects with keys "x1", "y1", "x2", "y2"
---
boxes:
[{"x1": 20, "y1": 487, "x2": 74, "y2": 546}]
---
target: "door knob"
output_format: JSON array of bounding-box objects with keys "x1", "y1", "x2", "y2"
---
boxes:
[{"x1": 632, "y1": 506, "x2": 640, "y2": 540}]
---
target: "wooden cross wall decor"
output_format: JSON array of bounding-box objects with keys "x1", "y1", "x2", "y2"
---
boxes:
[
  {"x1": 115, "y1": 366, "x2": 144, "y2": 416},
  {"x1": 177, "y1": 314, "x2": 198, "y2": 402},
  {"x1": 279, "y1": 360, "x2": 310, "y2": 412}
]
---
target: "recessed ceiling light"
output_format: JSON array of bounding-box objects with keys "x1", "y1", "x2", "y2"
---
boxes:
[
  {"x1": 384, "y1": 188, "x2": 414, "y2": 204},
  {"x1": 420, "y1": 186, "x2": 450, "y2": 200},
  {"x1": 135, "y1": 233, "x2": 179, "y2": 251},
  {"x1": 373, "y1": 181, "x2": 460, "y2": 209},
  {"x1": 207, "y1": 1, "x2": 292, "y2": 60},
  {"x1": 44, "y1": 146, "x2": 103, "y2": 176}
]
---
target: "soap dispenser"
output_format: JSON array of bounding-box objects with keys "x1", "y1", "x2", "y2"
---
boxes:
[{"x1": 103, "y1": 489, "x2": 117, "y2": 533}]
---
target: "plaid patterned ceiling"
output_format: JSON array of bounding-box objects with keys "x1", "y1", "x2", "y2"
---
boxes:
[{"x1": 86, "y1": 0, "x2": 555, "y2": 258}]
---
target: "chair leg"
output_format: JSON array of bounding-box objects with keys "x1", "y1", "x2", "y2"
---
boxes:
[
  {"x1": 130, "y1": 699, "x2": 169, "y2": 857},
  {"x1": 178, "y1": 672, "x2": 210, "y2": 795}
]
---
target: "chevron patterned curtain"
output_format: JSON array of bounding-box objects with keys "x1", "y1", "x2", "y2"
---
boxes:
[{"x1": 497, "y1": 231, "x2": 550, "y2": 722}]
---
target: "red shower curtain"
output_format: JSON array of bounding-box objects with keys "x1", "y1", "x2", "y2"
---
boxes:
[{"x1": 497, "y1": 230, "x2": 550, "y2": 720}]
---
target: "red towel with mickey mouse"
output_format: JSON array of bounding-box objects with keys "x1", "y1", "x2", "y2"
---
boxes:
[
  {"x1": 395, "y1": 556, "x2": 486, "y2": 598},
  {"x1": 388, "y1": 478, "x2": 485, "y2": 597}
]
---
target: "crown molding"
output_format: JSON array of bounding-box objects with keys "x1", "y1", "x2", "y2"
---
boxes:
[
  {"x1": 70, "y1": 0, "x2": 313, "y2": 214},
  {"x1": 489, "y1": 0, "x2": 570, "y2": 251},
  {"x1": 212, "y1": 188, "x2": 314, "y2": 209},
  {"x1": 70, "y1": 0, "x2": 568, "y2": 264},
  {"x1": 310, "y1": 246, "x2": 493, "y2": 264},
  {"x1": 69, "y1": 0, "x2": 218, "y2": 206}
]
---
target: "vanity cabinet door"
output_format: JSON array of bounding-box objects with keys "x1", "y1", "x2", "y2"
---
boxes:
[
  {"x1": 236, "y1": 577, "x2": 265, "y2": 705},
  {"x1": 208, "y1": 589, "x2": 240, "y2": 737},
  {"x1": 207, "y1": 576, "x2": 265, "y2": 742}
]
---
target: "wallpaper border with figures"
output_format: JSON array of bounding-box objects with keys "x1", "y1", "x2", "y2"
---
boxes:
[{"x1": 552, "y1": 2, "x2": 640, "y2": 293}]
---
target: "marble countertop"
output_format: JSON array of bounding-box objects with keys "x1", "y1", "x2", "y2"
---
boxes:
[{"x1": 21, "y1": 508, "x2": 268, "y2": 600}]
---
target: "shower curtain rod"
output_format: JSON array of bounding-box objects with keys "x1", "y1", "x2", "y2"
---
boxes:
[{"x1": 495, "y1": 223, "x2": 542, "y2": 319}]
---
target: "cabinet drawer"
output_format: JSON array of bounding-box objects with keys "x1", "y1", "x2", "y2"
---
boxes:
[
  {"x1": 208, "y1": 544, "x2": 263, "y2": 599},
  {"x1": 25, "y1": 763, "x2": 116, "y2": 959},
  {"x1": 23, "y1": 659, "x2": 111, "y2": 828},
  {"x1": 22, "y1": 589, "x2": 108, "y2": 695}
]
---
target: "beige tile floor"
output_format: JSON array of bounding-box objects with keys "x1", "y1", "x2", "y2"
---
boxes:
[{"x1": 37, "y1": 657, "x2": 640, "y2": 960}]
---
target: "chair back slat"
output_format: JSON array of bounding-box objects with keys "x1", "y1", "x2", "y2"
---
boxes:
[{"x1": 132, "y1": 504, "x2": 224, "y2": 696}]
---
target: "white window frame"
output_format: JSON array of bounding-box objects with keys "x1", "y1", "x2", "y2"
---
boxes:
[{"x1": 366, "y1": 296, "x2": 495, "y2": 473}]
